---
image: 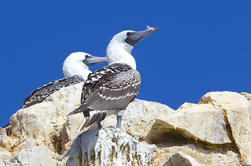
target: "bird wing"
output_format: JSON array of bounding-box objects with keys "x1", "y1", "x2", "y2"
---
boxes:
[
  {"x1": 85, "y1": 70, "x2": 141, "y2": 110},
  {"x1": 68, "y1": 63, "x2": 141, "y2": 115},
  {"x1": 23, "y1": 75, "x2": 84, "y2": 108}
]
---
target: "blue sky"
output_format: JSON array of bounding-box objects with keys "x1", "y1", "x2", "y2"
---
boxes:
[{"x1": 0, "y1": 1, "x2": 250, "y2": 126}]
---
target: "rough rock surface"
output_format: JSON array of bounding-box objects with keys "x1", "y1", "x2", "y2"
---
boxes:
[
  {"x1": 200, "y1": 91, "x2": 251, "y2": 163},
  {"x1": 10, "y1": 83, "x2": 84, "y2": 154},
  {"x1": 0, "y1": 84, "x2": 250, "y2": 166},
  {"x1": 163, "y1": 152, "x2": 201, "y2": 166},
  {"x1": 65, "y1": 127, "x2": 157, "y2": 166}
]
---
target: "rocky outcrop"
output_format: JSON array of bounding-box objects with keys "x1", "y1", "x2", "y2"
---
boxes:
[
  {"x1": 0, "y1": 84, "x2": 250, "y2": 166},
  {"x1": 64, "y1": 127, "x2": 157, "y2": 166},
  {"x1": 8, "y1": 83, "x2": 84, "y2": 154},
  {"x1": 200, "y1": 92, "x2": 251, "y2": 163}
]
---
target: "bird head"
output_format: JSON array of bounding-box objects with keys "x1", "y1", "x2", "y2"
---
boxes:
[
  {"x1": 63, "y1": 52, "x2": 107, "y2": 78},
  {"x1": 109, "y1": 26, "x2": 158, "y2": 49},
  {"x1": 106, "y1": 26, "x2": 158, "y2": 69}
]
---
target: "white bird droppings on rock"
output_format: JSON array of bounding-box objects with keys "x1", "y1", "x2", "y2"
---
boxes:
[{"x1": 66, "y1": 127, "x2": 157, "y2": 166}]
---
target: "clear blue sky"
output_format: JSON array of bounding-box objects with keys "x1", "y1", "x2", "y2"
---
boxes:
[{"x1": 0, "y1": 1, "x2": 250, "y2": 127}]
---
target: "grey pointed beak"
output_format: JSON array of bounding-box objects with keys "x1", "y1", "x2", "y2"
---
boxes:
[
  {"x1": 83, "y1": 56, "x2": 107, "y2": 67},
  {"x1": 125, "y1": 27, "x2": 158, "y2": 46}
]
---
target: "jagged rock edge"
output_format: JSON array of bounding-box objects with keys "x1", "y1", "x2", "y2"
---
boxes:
[
  {"x1": 200, "y1": 97, "x2": 242, "y2": 162},
  {"x1": 146, "y1": 119, "x2": 236, "y2": 152},
  {"x1": 221, "y1": 108, "x2": 241, "y2": 158}
]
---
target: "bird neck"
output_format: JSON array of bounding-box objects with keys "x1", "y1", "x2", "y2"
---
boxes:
[
  {"x1": 63, "y1": 61, "x2": 91, "y2": 80},
  {"x1": 106, "y1": 40, "x2": 136, "y2": 70}
]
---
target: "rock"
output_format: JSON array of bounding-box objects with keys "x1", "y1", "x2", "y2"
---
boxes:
[
  {"x1": 148, "y1": 103, "x2": 231, "y2": 145},
  {"x1": 101, "y1": 100, "x2": 231, "y2": 145},
  {"x1": 200, "y1": 91, "x2": 249, "y2": 108},
  {"x1": 242, "y1": 157, "x2": 251, "y2": 166},
  {"x1": 9, "y1": 83, "x2": 84, "y2": 154},
  {"x1": 0, "y1": 128, "x2": 11, "y2": 150},
  {"x1": 1, "y1": 85, "x2": 250, "y2": 166},
  {"x1": 163, "y1": 152, "x2": 201, "y2": 166},
  {"x1": 151, "y1": 145, "x2": 240, "y2": 166},
  {"x1": 12, "y1": 146, "x2": 58, "y2": 166},
  {"x1": 0, "y1": 147, "x2": 12, "y2": 165},
  {"x1": 65, "y1": 127, "x2": 157, "y2": 166},
  {"x1": 241, "y1": 92, "x2": 251, "y2": 101},
  {"x1": 98, "y1": 99, "x2": 174, "y2": 140},
  {"x1": 200, "y1": 91, "x2": 251, "y2": 163}
]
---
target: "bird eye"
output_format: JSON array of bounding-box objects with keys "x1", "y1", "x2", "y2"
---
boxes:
[
  {"x1": 85, "y1": 55, "x2": 89, "y2": 59},
  {"x1": 127, "y1": 32, "x2": 131, "y2": 36}
]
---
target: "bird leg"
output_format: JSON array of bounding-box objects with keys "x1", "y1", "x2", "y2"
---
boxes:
[
  {"x1": 116, "y1": 115, "x2": 122, "y2": 129},
  {"x1": 97, "y1": 121, "x2": 102, "y2": 129}
]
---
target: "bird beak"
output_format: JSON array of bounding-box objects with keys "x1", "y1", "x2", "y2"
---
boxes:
[
  {"x1": 83, "y1": 56, "x2": 107, "y2": 67},
  {"x1": 125, "y1": 27, "x2": 158, "y2": 46}
]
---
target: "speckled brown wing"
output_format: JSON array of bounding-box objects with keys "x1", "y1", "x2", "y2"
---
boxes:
[
  {"x1": 68, "y1": 63, "x2": 141, "y2": 115},
  {"x1": 84, "y1": 69, "x2": 141, "y2": 111},
  {"x1": 23, "y1": 75, "x2": 84, "y2": 108}
]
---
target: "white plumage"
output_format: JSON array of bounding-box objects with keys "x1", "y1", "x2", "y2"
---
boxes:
[
  {"x1": 63, "y1": 52, "x2": 92, "y2": 80},
  {"x1": 106, "y1": 30, "x2": 136, "y2": 70}
]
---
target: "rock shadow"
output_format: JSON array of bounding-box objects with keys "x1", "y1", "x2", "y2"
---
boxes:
[{"x1": 145, "y1": 120, "x2": 238, "y2": 154}]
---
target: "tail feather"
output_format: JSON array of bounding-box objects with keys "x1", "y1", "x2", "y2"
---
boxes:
[
  {"x1": 77, "y1": 112, "x2": 106, "y2": 132},
  {"x1": 68, "y1": 105, "x2": 90, "y2": 116}
]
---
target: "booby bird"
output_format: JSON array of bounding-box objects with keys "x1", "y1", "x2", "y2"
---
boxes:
[
  {"x1": 3, "y1": 52, "x2": 107, "y2": 131},
  {"x1": 68, "y1": 27, "x2": 158, "y2": 130},
  {"x1": 23, "y1": 52, "x2": 107, "y2": 108}
]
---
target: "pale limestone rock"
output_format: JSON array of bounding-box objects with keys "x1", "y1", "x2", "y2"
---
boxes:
[
  {"x1": 98, "y1": 99, "x2": 175, "y2": 141},
  {"x1": 151, "y1": 145, "x2": 239, "y2": 166},
  {"x1": 2, "y1": 87, "x2": 251, "y2": 166},
  {"x1": 155, "y1": 103, "x2": 231, "y2": 144},
  {"x1": 0, "y1": 160, "x2": 15, "y2": 166},
  {"x1": 177, "y1": 102, "x2": 197, "y2": 110},
  {"x1": 241, "y1": 92, "x2": 251, "y2": 101},
  {"x1": 65, "y1": 127, "x2": 157, "y2": 166},
  {"x1": 242, "y1": 157, "x2": 251, "y2": 166},
  {"x1": 0, "y1": 128, "x2": 11, "y2": 150},
  {"x1": 64, "y1": 98, "x2": 238, "y2": 165},
  {"x1": 200, "y1": 91, "x2": 249, "y2": 108},
  {"x1": 12, "y1": 138, "x2": 37, "y2": 156},
  {"x1": 200, "y1": 91, "x2": 251, "y2": 163},
  {"x1": 101, "y1": 100, "x2": 230, "y2": 145},
  {"x1": 0, "y1": 147, "x2": 12, "y2": 165},
  {"x1": 9, "y1": 83, "x2": 84, "y2": 153},
  {"x1": 163, "y1": 152, "x2": 201, "y2": 166},
  {"x1": 12, "y1": 146, "x2": 58, "y2": 166},
  {"x1": 224, "y1": 106, "x2": 251, "y2": 163}
]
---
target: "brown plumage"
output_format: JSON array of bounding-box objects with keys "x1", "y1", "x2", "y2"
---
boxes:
[
  {"x1": 23, "y1": 75, "x2": 84, "y2": 108},
  {"x1": 68, "y1": 63, "x2": 141, "y2": 129}
]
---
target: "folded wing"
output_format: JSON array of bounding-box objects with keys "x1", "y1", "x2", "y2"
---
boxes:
[
  {"x1": 23, "y1": 75, "x2": 84, "y2": 108},
  {"x1": 69, "y1": 63, "x2": 141, "y2": 115}
]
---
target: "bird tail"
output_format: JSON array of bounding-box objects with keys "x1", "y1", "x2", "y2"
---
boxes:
[
  {"x1": 68, "y1": 105, "x2": 90, "y2": 116},
  {"x1": 77, "y1": 112, "x2": 106, "y2": 132}
]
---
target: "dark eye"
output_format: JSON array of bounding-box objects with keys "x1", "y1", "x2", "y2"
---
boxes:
[
  {"x1": 127, "y1": 32, "x2": 131, "y2": 36},
  {"x1": 85, "y1": 55, "x2": 89, "y2": 59}
]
